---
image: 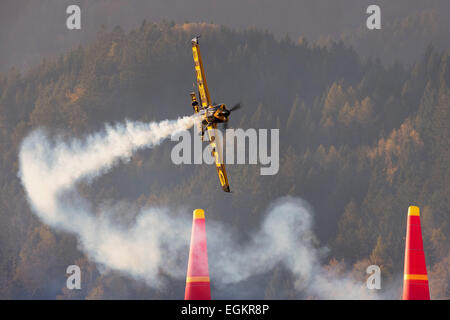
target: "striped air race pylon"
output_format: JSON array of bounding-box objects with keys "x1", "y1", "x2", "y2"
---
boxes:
[
  {"x1": 402, "y1": 206, "x2": 430, "y2": 300},
  {"x1": 185, "y1": 209, "x2": 211, "y2": 300}
]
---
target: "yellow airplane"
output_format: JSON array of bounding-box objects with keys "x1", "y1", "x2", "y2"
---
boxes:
[{"x1": 189, "y1": 36, "x2": 240, "y2": 193}]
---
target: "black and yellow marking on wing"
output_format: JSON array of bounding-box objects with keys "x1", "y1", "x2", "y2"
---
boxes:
[
  {"x1": 206, "y1": 124, "x2": 230, "y2": 192},
  {"x1": 191, "y1": 42, "x2": 211, "y2": 108}
]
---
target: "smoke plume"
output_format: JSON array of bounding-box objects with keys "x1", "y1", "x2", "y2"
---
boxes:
[
  {"x1": 19, "y1": 117, "x2": 196, "y2": 284},
  {"x1": 18, "y1": 117, "x2": 381, "y2": 299}
]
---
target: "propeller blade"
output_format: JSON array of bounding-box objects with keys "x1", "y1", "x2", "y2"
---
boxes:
[{"x1": 230, "y1": 103, "x2": 241, "y2": 112}]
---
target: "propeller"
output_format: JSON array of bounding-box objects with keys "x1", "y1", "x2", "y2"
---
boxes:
[
  {"x1": 223, "y1": 103, "x2": 242, "y2": 130},
  {"x1": 229, "y1": 103, "x2": 241, "y2": 112}
]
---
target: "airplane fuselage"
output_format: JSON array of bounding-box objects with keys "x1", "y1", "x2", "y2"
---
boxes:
[{"x1": 198, "y1": 104, "x2": 229, "y2": 126}]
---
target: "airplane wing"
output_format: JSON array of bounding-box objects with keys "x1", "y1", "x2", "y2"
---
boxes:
[
  {"x1": 191, "y1": 37, "x2": 211, "y2": 108},
  {"x1": 191, "y1": 37, "x2": 231, "y2": 192},
  {"x1": 206, "y1": 123, "x2": 231, "y2": 192}
]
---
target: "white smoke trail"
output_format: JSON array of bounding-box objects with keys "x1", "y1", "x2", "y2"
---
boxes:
[
  {"x1": 19, "y1": 117, "x2": 195, "y2": 227},
  {"x1": 207, "y1": 197, "x2": 380, "y2": 299},
  {"x1": 18, "y1": 117, "x2": 381, "y2": 299},
  {"x1": 18, "y1": 117, "x2": 196, "y2": 284}
]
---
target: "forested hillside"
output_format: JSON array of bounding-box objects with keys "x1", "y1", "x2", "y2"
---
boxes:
[
  {"x1": 2, "y1": 1, "x2": 450, "y2": 72},
  {"x1": 0, "y1": 22, "x2": 448, "y2": 299},
  {"x1": 337, "y1": 9, "x2": 450, "y2": 65}
]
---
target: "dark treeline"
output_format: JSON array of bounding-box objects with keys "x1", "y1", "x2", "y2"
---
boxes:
[
  {"x1": 0, "y1": 22, "x2": 448, "y2": 299},
  {"x1": 2, "y1": 1, "x2": 450, "y2": 72}
]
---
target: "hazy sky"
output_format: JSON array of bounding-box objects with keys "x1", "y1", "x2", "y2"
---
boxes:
[{"x1": 1, "y1": 0, "x2": 449, "y2": 72}]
